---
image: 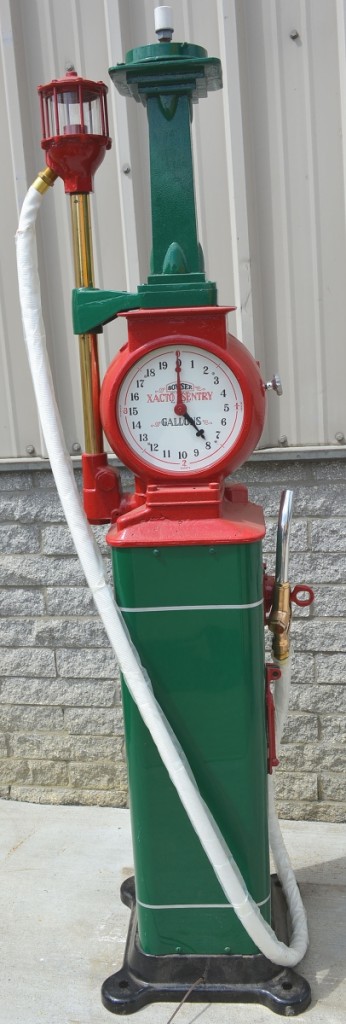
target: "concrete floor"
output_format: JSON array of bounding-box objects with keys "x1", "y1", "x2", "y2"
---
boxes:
[{"x1": 0, "y1": 803, "x2": 345, "y2": 1024}]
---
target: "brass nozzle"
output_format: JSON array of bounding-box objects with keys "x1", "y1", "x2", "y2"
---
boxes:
[
  {"x1": 268, "y1": 581, "x2": 291, "y2": 661},
  {"x1": 32, "y1": 167, "x2": 58, "y2": 194}
]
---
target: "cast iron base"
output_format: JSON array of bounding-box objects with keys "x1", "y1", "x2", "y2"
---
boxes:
[{"x1": 101, "y1": 876, "x2": 311, "y2": 1016}]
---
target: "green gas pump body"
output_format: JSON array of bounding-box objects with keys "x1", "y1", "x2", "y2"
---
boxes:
[
  {"x1": 102, "y1": 49, "x2": 270, "y2": 961},
  {"x1": 66, "y1": 21, "x2": 311, "y2": 1018},
  {"x1": 111, "y1": 530, "x2": 269, "y2": 958}
]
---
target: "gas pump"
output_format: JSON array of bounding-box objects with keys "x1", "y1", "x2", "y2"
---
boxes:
[{"x1": 16, "y1": 5, "x2": 315, "y2": 1017}]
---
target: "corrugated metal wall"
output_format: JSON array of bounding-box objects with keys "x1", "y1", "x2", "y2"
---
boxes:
[{"x1": 1, "y1": 0, "x2": 346, "y2": 458}]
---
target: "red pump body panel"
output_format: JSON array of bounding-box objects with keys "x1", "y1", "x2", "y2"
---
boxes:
[{"x1": 106, "y1": 482, "x2": 266, "y2": 548}]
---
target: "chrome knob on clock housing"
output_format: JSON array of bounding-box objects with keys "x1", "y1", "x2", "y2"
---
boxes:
[{"x1": 265, "y1": 374, "x2": 283, "y2": 396}]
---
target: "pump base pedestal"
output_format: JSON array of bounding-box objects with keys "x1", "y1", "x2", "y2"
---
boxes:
[{"x1": 101, "y1": 876, "x2": 311, "y2": 1017}]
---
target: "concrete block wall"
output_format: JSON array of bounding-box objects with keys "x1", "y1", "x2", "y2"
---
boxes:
[{"x1": 0, "y1": 458, "x2": 345, "y2": 821}]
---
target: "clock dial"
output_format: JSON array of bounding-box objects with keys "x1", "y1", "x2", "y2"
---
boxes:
[{"x1": 116, "y1": 344, "x2": 244, "y2": 474}]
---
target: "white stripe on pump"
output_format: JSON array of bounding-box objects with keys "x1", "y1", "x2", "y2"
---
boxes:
[
  {"x1": 120, "y1": 599, "x2": 264, "y2": 613},
  {"x1": 137, "y1": 894, "x2": 271, "y2": 911}
]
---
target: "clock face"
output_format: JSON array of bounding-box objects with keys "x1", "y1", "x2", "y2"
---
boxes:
[{"x1": 116, "y1": 343, "x2": 244, "y2": 475}]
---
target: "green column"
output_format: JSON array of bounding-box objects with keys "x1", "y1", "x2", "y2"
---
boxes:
[
  {"x1": 147, "y1": 93, "x2": 199, "y2": 275},
  {"x1": 109, "y1": 43, "x2": 221, "y2": 307}
]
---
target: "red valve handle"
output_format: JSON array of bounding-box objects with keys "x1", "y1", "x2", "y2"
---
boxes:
[{"x1": 290, "y1": 584, "x2": 314, "y2": 607}]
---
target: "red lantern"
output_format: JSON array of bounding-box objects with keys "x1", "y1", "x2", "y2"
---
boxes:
[{"x1": 38, "y1": 69, "x2": 111, "y2": 193}]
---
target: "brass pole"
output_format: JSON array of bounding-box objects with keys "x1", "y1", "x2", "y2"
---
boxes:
[{"x1": 69, "y1": 193, "x2": 103, "y2": 454}]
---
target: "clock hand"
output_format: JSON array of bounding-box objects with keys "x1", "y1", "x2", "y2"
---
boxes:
[
  {"x1": 174, "y1": 351, "x2": 187, "y2": 416},
  {"x1": 182, "y1": 410, "x2": 206, "y2": 439},
  {"x1": 174, "y1": 353, "x2": 206, "y2": 437}
]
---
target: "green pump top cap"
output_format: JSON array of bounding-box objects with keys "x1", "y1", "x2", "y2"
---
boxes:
[
  {"x1": 72, "y1": 11, "x2": 223, "y2": 334},
  {"x1": 110, "y1": 3, "x2": 221, "y2": 99},
  {"x1": 109, "y1": 43, "x2": 222, "y2": 105}
]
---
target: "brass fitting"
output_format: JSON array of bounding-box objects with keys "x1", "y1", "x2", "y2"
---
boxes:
[
  {"x1": 32, "y1": 167, "x2": 58, "y2": 194},
  {"x1": 268, "y1": 581, "x2": 291, "y2": 661}
]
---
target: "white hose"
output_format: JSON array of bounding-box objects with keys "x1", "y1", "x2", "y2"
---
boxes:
[{"x1": 16, "y1": 184, "x2": 308, "y2": 967}]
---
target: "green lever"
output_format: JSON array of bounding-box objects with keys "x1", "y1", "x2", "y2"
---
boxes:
[{"x1": 72, "y1": 287, "x2": 141, "y2": 334}]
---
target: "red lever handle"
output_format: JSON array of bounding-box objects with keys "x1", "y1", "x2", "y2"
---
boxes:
[
  {"x1": 290, "y1": 584, "x2": 314, "y2": 607},
  {"x1": 266, "y1": 664, "x2": 281, "y2": 774}
]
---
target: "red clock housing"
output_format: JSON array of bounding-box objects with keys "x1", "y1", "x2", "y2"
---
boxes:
[{"x1": 100, "y1": 307, "x2": 266, "y2": 485}]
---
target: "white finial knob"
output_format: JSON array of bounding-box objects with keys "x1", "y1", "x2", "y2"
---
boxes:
[{"x1": 154, "y1": 6, "x2": 174, "y2": 42}]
